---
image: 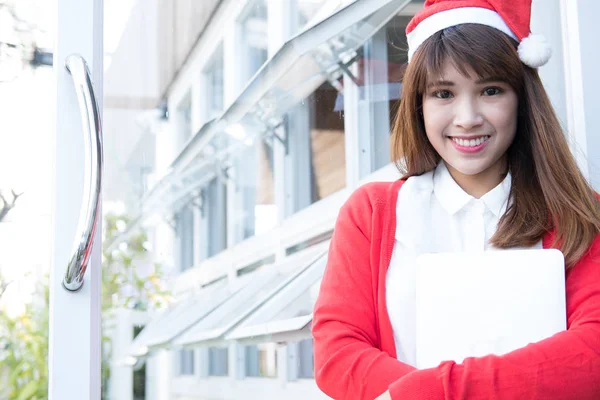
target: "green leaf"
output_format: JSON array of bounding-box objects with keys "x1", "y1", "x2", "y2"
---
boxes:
[{"x1": 16, "y1": 380, "x2": 38, "y2": 400}]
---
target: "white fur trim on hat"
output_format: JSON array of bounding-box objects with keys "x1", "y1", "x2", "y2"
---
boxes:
[
  {"x1": 518, "y1": 33, "x2": 552, "y2": 68},
  {"x1": 407, "y1": 7, "x2": 518, "y2": 61}
]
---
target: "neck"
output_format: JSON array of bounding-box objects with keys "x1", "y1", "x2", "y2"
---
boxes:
[{"x1": 445, "y1": 157, "x2": 508, "y2": 198}]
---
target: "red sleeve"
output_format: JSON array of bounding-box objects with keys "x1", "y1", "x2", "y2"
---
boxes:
[
  {"x1": 313, "y1": 185, "x2": 416, "y2": 400},
  {"x1": 389, "y1": 236, "x2": 600, "y2": 400}
]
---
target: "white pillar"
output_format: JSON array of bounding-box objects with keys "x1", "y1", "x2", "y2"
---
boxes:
[
  {"x1": 559, "y1": 0, "x2": 600, "y2": 188},
  {"x1": 108, "y1": 311, "x2": 133, "y2": 400},
  {"x1": 146, "y1": 350, "x2": 173, "y2": 400},
  {"x1": 532, "y1": 0, "x2": 568, "y2": 128}
]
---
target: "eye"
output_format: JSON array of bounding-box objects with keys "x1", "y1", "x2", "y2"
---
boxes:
[
  {"x1": 483, "y1": 87, "x2": 502, "y2": 96},
  {"x1": 433, "y1": 90, "x2": 453, "y2": 99}
]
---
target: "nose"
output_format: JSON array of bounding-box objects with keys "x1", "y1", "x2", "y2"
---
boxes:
[{"x1": 453, "y1": 98, "x2": 484, "y2": 130}]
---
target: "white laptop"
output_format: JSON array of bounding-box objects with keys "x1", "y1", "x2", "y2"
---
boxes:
[{"x1": 415, "y1": 249, "x2": 566, "y2": 369}]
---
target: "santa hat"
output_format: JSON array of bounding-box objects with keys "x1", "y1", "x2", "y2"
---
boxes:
[{"x1": 406, "y1": 0, "x2": 552, "y2": 68}]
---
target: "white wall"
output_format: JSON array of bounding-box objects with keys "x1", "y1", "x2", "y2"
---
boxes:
[
  {"x1": 104, "y1": 0, "x2": 160, "y2": 101},
  {"x1": 569, "y1": 0, "x2": 600, "y2": 189}
]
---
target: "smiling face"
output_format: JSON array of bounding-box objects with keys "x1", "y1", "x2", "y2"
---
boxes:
[{"x1": 422, "y1": 60, "x2": 518, "y2": 189}]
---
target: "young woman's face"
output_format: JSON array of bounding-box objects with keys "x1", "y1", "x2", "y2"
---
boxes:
[{"x1": 422, "y1": 60, "x2": 518, "y2": 179}]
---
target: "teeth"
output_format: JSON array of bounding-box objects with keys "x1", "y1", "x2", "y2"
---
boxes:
[{"x1": 451, "y1": 136, "x2": 490, "y2": 147}]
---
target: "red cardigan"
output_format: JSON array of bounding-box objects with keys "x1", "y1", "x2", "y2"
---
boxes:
[{"x1": 312, "y1": 179, "x2": 600, "y2": 400}]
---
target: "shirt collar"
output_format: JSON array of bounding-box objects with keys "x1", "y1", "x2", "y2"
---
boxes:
[{"x1": 433, "y1": 162, "x2": 512, "y2": 217}]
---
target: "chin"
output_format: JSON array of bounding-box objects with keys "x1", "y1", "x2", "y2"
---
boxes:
[{"x1": 445, "y1": 159, "x2": 492, "y2": 177}]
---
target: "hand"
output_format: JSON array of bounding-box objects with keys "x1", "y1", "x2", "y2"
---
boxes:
[{"x1": 375, "y1": 390, "x2": 392, "y2": 400}]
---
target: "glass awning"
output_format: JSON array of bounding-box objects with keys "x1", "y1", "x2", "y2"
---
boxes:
[
  {"x1": 107, "y1": 0, "x2": 412, "y2": 252},
  {"x1": 129, "y1": 278, "x2": 236, "y2": 358},
  {"x1": 225, "y1": 252, "x2": 327, "y2": 345},
  {"x1": 177, "y1": 0, "x2": 413, "y2": 160},
  {"x1": 173, "y1": 242, "x2": 329, "y2": 348}
]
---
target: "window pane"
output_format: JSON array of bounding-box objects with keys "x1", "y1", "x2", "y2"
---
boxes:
[
  {"x1": 208, "y1": 347, "x2": 229, "y2": 377},
  {"x1": 309, "y1": 84, "x2": 346, "y2": 200},
  {"x1": 205, "y1": 46, "x2": 224, "y2": 121},
  {"x1": 177, "y1": 204, "x2": 195, "y2": 271},
  {"x1": 286, "y1": 81, "x2": 346, "y2": 214},
  {"x1": 232, "y1": 137, "x2": 276, "y2": 244},
  {"x1": 297, "y1": 0, "x2": 328, "y2": 31},
  {"x1": 297, "y1": 339, "x2": 314, "y2": 379},
  {"x1": 245, "y1": 344, "x2": 277, "y2": 378},
  {"x1": 206, "y1": 177, "x2": 227, "y2": 258},
  {"x1": 179, "y1": 349, "x2": 195, "y2": 376},
  {"x1": 345, "y1": 13, "x2": 409, "y2": 174},
  {"x1": 176, "y1": 92, "x2": 192, "y2": 150},
  {"x1": 240, "y1": 0, "x2": 268, "y2": 82}
]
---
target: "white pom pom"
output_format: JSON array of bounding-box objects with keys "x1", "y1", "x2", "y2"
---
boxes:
[{"x1": 518, "y1": 34, "x2": 552, "y2": 68}]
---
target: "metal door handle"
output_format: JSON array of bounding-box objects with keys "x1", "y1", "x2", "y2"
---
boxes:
[{"x1": 63, "y1": 54, "x2": 103, "y2": 292}]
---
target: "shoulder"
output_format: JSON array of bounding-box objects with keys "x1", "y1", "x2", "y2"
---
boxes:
[{"x1": 343, "y1": 180, "x2": 406, "y2": 212}]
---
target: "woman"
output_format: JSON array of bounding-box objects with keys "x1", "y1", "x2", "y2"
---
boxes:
[{"x1": 312, "y1": 0, "x2": 600, "y2": 399}]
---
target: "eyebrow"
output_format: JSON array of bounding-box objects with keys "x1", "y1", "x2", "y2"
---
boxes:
[{"x1": 427, "y1": 77, "x2": 506, "y2": 88}]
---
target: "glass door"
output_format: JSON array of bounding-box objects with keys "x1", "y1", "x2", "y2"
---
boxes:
[{"x1": 0, "y1": 0, "x2": 103, "y2": 398}]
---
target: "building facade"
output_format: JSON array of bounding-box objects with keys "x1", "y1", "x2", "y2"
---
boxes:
[{"x1": 102, "y1": 0, "x2": 600, "y2": 399}]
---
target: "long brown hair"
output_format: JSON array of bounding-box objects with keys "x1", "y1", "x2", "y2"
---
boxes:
[{"x1": 391, "y1": 24, "x2": 600, "y2": 267}]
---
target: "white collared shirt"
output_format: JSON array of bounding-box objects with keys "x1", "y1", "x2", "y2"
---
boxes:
[{"x1": 386, "y1": 162, "x2": 541, "y2": 366}]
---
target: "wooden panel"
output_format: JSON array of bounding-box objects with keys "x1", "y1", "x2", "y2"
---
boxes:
[{"x1": 158, "y1": 0, "x2": 222, "y2": 96}]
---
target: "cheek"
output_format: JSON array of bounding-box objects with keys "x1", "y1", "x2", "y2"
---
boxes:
[
  {"x1": 422, "y1": 101, "x2": 446, "y2": 144},
  {"x1": 490, "y1": 101, "x2": 518, "y2": 140}
]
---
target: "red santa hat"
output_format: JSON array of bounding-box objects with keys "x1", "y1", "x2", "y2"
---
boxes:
[{"x1": 406, "y1": 0, "x2": 552, "y2": 68}]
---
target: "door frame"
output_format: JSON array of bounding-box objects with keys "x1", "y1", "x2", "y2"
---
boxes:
[{"x1": 49, "y1": 0, "x2": 103, "y2": 398}]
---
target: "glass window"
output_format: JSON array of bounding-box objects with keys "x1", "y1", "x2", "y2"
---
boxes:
[
  {"x1": 286, "y1": 231, "x2": 332, "y2": 256},
  {"x1": 231, "y1": 137, "x2": 276, "y2": 244},
  {"x1": 201, "y1": 177, "x2": 227, "y2": 259},
  {"x1": 204, "y1": 46, "x2": 224, "y2": 121},
  {"x1": 239, "y1": 0, "x2": 268, "y2": 82},
  {"x1": 176, "y1": 92, "x2": 192, "y2": 148},
  {"x1": 297, "y1": 338, "x2": 314, "y2": 379},
  {"x1": 297, "y1": 0, "x2": 328, "y2": 31},
  {"x1": 208, "y1": 347, "x2": 229, "y2": 377},
  {"x1": 176, "y1": 203, "x2": 195, "y2": 271},
  {"x1": 178, "y1": 349, "x2": 195, "y2": 376},
  {"x1": 245, "y1": 344, "x2": 277, "y2": 378},
  {"x1": 285, "y1": 81, "x2": 346, "y2": 215},
  {"x1": 344, "y1": 13, "x2": 409, "y2": 174}
]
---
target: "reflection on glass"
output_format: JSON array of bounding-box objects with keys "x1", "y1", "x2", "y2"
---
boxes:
[
  {"x1": 208, "y1": 347, "x2": 229, "y2": 377},
  {"x1": 205, "y1": 177, "x2": 227, "y2": 259},
  {"x1": 297, "y1": 338, "x2": 315, "y2": 379},
  {"x1": 178, "y1": 349, "x2": 195, "y2": 376},
  {"x1": 285, "y1": 81, "x2": 346, "y2": 215},
  {"x1": 176, "y1": 204, "x2": 194, "y2": 271},
  {"x1": 270, "y1": 276, "x2": 322, "y2": 324},
  {"x1": 232, "y1": 137, "x2": 276, "y2": 244},
  {"x1": 297, "y1": 0, "x2": 328, "y2": 31},
  {"x1": 204, "y1": 45, "x2": 224, "y2": 122},
  {"x1": 176, "y1": 92, "x2": 193, "y2": 151},
  {"x1": 245, "y1": 344, "x2": 277, "y2": 378},
  {"x1": 342, "y1": 13, "x2": 409, "y2": 174},
  {"x1": 239, "y1": 0, "x2": 268, "y2": 81}
]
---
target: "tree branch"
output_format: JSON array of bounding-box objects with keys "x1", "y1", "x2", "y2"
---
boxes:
[{"x1": 0, "y1": 189, "x2": 23, "y2": 222}]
